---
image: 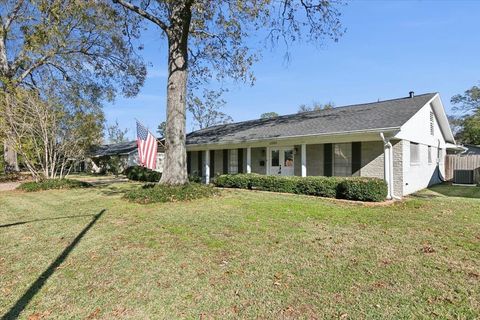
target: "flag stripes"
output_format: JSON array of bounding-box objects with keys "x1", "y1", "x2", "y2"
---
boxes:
[{"x1": 136, "y1": 121, "x2": 157, "y2": 170}]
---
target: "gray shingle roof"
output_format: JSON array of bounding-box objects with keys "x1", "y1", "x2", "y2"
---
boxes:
[
  {"x1": 186, "y1": 93, "x2": 437, "y2": 145},
  {"x1": 90, "y1": 141, "x2": 137, "y2": 157}
]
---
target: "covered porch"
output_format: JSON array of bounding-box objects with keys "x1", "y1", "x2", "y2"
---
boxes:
[{"x1": 186, "y1": 132, "x2": 403, "y2": 198}]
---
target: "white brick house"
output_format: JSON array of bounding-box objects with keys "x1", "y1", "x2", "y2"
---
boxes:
[{"x1": 185, "y1": 92, "x2": 457, "y2": 198}]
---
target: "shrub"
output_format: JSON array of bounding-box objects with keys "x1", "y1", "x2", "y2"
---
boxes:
[
  {"x1": 18, "y1": 179, "x2": 91, "y2": 192},
  {"x1": 123, "y1": 183, "x2": 217, "y2": 204},
  {"x1": 0, "y1": 172, "x2": 22, "y2": 183},
  {"x1": 337, "y1": 178, "x2": 388, "y2": 202},
  {"x1": 213, "y1": 174, "x2": 387, "y2": 202},
  {"x1": 125, "y1": 166, "x2": 162, "y2": 182}
]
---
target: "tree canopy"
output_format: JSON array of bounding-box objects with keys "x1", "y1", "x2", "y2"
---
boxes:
[{"x1": 451, "y1": 85, "x2": 480, "y2": 145}]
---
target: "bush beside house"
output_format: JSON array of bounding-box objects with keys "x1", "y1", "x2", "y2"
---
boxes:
[
  {"x1": 123, "y1": 183, "x2": 217, "y2": 204},
  {"x1": 125, "y1": 166, "x2": 162, "y2": 182},
  {"x1": 214, "y1": 174, "x2": 388, "y2": 202},
  {"x1": 18, "y1": 179, "x2": 91, "y2": 192}
]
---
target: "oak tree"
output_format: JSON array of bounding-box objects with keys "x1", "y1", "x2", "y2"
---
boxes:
[
  {"x1": 112, "y1": 0, "x2": 345, "y2": 184},
  {"x1": 0, "y1": 0, "x2": 146, "y2": 171}
]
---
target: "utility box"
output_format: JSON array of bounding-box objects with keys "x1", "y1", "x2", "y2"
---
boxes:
[{"x1": 453, "y1": 170, "x2": 475, "y2": 184}]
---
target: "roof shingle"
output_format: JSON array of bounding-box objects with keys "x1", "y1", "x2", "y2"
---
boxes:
[{"x1": 186, "y1": 93, "x2": 436, "y2": 145}]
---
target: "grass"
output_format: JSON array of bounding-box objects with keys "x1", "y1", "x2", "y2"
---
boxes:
[
  {"x1": 428, "y1": 183, "x2": 480, "y2": 199},
  {"x1": 0, "y1": 182, "x2": 479, "y2": 319}
]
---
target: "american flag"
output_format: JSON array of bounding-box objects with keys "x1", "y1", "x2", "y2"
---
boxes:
[{"x1": 136, "y1": 121, "x2": 158, "y2": 170}]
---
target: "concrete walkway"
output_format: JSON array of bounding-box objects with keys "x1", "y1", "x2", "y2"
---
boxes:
[{"x1": 0, "y1": 182, "x2": 21, "y2": 192}]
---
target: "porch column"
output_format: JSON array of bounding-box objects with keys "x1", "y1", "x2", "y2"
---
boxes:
[
  {"x1": 246, "y1": 147, "x2": 252, "y2": 173},
  {"x1": 301, "y1": 143, "x2": 307, "y2": 177},
  {"x1": 266, "y1": 146, "x2": 270, "y2": 175},
  {"x1": 205, "y1": 150, "x2": 210, "y2": 184}
]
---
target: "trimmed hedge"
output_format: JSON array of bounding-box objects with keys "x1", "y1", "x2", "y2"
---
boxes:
[
  {"x1": 18, "y1": 179, "x2": 91, "y2": 192},
  {"x1": 214, "y1": 174, "x2": 388, "y2": 202},
  {"x1": 123, "y1": 183, "x2": 217, "y2": 204},
  {"x1": 337, "y1": 178, "x2": 388, "y2": 202},
  {"x1": 125, "y1": 166, "x2": 162, "y2": 182}
]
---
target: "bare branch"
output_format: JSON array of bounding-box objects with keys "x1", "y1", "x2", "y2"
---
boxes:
[{"x1": 112, "y1": 0, "x2": 170, "y2": 31}]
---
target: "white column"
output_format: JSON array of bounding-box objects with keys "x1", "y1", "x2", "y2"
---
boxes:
[
  {"x1": 205, "y1": 150, "x2": 210, "y2": 184},
  {"x1": 301, "y1": 143, "x2": 307, "y2": 177},
  {"x1": 246, "y1": 147, "x2": 252, "y2": 173},
  {"x1": 383, "y1": 142, "x2": 392, "y2": 199},
  {"x1": 266, "y1": 147, "x2": 270, "y2": 175}
]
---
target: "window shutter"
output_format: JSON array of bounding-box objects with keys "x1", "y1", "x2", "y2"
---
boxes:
[
  {"x1": 223, "y1": 149, "x2": 228, "y2": 174},
  {"x1": 197, "y1": 151, "x2": 202, "y2": 177},
  {"x1": 187, "y1": 151, "x2": 192, "y2": 175},
  {"x1": 238, "y1": 148, "x2": 244, "y2": 173},
  {"x1": 324, "y1": 143, "x2": 333, "y2": 177},
  {"x1": 210, "y1": 150, "x2": 215, "y2": 177},
  {"x1": 352, "y1": 142, "x2": 362, "y2": 175}
]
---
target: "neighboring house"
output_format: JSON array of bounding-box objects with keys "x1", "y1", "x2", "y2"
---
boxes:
[
  {"x1": 90, "y1": 141, "x2": 165, "y2": 173},
  {"x1": 185, "y1": 92, "x2": 457, "y2": 198}
]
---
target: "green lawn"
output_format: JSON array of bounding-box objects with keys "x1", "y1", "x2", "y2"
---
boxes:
[{"x1": 0, "y1": 183, "x2": 479, "y2": 319}]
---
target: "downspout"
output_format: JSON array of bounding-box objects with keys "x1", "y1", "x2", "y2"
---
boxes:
[
  {"x1": 436, "y1": 139, "x2": 446, "y2": 182},
  {"x1": 380, "y1": 133, "x2": 400, "y2": 200}
]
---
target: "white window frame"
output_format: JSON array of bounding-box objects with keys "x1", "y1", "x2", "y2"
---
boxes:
[
  {"x1": 229, "y1": 149, "x2": 238, "y2": 174},
  {"x1": 410, "y1": 142, "x2": 420, "y2": 166},
  {"x1": 333, "y1": 143, "x2": 352, "y2": 177}
]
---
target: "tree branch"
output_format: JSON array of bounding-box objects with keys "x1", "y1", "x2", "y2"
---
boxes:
[{"x1": 112, "y1": 0, "x2": 169, "y2": 31}]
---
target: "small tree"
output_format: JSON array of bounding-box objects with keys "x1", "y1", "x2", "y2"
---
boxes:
[
  {"x1": 260, "y1": 112, "x2": 279, "y2": 119},
  {"x1": 2, "y1": 90, "x2": 103, "y2": 180},
  {"x1": 188, "y1": 89, "x2": 233, "y2": 129},
  {"x1": 107, "y1": 120, "x2": 129, "y2": 143}
]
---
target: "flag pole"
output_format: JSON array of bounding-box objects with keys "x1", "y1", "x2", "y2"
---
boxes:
[{"x1": 135, "y1": 118, "x2": 166, "y2": 149}]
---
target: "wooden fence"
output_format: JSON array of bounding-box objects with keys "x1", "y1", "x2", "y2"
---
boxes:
[{"x1": 445, "y1": 154, "x2": 480, "y2": 182}]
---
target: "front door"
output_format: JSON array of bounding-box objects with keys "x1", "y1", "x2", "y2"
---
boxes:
[{"x1": 269, "y1": 147, "x2": 295, "y2": 176}]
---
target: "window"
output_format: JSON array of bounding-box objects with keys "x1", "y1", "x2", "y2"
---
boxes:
[
  {"x1": 229, "y1": 149, "x2": 238, "y2": 173},
  {"x1": 271, "y1": 150, "x2": 279, "y2": 167},
  {"x1": 428, "y1": 146, "x2": 432, "y2": 164},
  {"x1": 430, "y1": 111, "x2": 435, "y2": 135},
  {"x1": 410, "y1": 142, "x2": 420, "y2": 165},
  {"x1": 333, "y1": 143, "x2": 352, "y2": 176}
]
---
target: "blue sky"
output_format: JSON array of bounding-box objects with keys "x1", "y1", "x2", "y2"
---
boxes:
[{"x1": 104, "y1": 0, "x2": 480, "y2": 140}]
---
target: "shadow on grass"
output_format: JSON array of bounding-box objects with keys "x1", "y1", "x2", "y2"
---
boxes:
[
  {"x1": 0, "y1": 214, "x2": 97, "y2": 229},
  {"x1": 428, "y1": 184, "x2": 480, "y2": 199},
  {"x1": 1, "y1": 209, "x2": 105, "y2": 320}
]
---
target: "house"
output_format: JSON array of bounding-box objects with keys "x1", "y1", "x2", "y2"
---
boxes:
[
  {"x1": 90, "y1": 140, "x2": 165, "y2": 173},
  {"x1": 185, "y1": 92, "x2": 457, "y2": 198}
]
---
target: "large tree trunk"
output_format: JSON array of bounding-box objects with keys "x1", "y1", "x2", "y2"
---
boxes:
[
  {"x1": 159, "y1": 34, "x2": 189, "y2": 185},
  {"x1": 3, "y1": 142, "x2": 19, "y2": 172}
]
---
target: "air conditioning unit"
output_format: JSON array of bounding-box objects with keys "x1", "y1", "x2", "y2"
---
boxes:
[{"x1": 453, "y1": 170, "x2": 474, "y2": 184}]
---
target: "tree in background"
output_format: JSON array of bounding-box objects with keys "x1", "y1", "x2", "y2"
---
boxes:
[
  {"x1": 188, "y1": 89, "x2": 233, "y2": 129},
  {"x1": 107, "y1": 120, "x2": 129, "y2": 144},
  {"x1": 2, "y1": 89, "x2": 103, "y2": 180},
  {"x1": 157, "y1": 121, "x2": 167, "y2": 138},
  {"x1": 112, "y1": 0, "x2": 345, "y2": 185},
  {"x1": 0, "y1": 0, "x2": 145, "y2": 172},
  {"x1": 298, "y1": 101, "x2": 335, "y2": 113},
  {"x1": 260, "y1": 112, "x2": 279, "y2": 119},
  {"x1": 451, "y1": 85, "x2": 480, "y2": 145}
]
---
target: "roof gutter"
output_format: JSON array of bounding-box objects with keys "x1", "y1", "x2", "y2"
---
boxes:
[{"x1": 187, "y1": 127, "x2": 401, "y2": 149}]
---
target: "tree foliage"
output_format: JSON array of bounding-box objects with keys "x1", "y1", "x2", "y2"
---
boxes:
[
  {"x1": 451, "y1": 85, "x2": 480, "y2": 145},
  {"x1": 298, "y1": 101, "x2": 335, "y2": 113},
  {"x1": 107, "y1": 120, "x2": 129, "y2": 143},
  {"x1": 0, "y1": 0, "x2": 146, "y2": 173},
  {"x1": 1, "y1": 89, "x2": 103, "y2": 180},
  {"x1": 188, "y1": 89, "x2": 233, "y2": 129},
  {"x1": 260, "y1": 112, "x2": 279, "y2": 119}
]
